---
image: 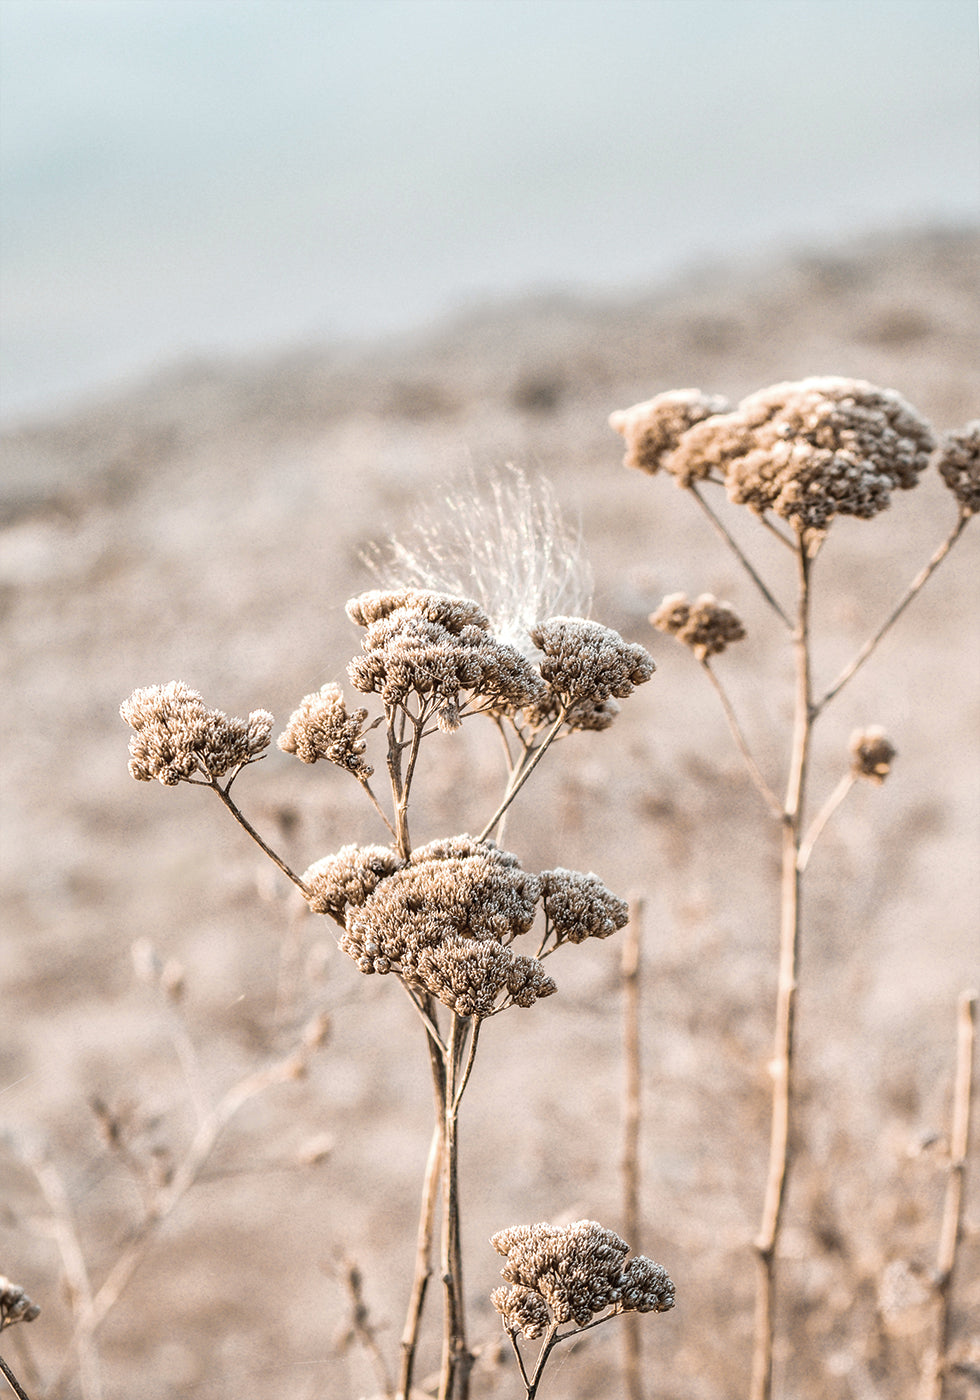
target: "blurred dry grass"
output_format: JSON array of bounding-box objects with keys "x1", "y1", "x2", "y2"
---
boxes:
[{"x1": 1, "y1": 228, "x2": 978, "y2": 1398}]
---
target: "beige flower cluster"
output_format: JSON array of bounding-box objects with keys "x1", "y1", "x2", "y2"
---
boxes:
[
  {"x1": 609, "y1": 388, "x2": 731, "y2": 476},
  {"x1": 490, "y1": 1220, "x2": 674, "y2": 1334},
  {"x1": 277, "y1": 682, "x2": 373, "y2": 778},
  {"x1": 346, "y1": 588, "x2": 546, "y2": 730},
  {"x1": 850, "y1": 726, "x2": 896, "y2": 785},
  {"x1": 934, "y1": 420, "x2": 980, "y2": 515},
  {"x1": 303, "y1": 835, "x2": 628, "y2": 1017},
  {"x1": 613, "y1": 377, "x2": 936, "y2": 533},
  {"x1": 526, "y1": 617, "x2": 654, "y2": 731},
  {"x1": 120, "y1": 682, "x2": 273, "y2": 786},
  {"x1": 651, "y1": 592, "x2": 746, "y2": 659}
]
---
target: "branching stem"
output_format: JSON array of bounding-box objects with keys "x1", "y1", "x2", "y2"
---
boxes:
[
  {"x1": 689, "y1": 484, "x2": 793, "y2": 629},
  {"x1": 210, "y1": 781, "x2": 310, "y2": 895}
]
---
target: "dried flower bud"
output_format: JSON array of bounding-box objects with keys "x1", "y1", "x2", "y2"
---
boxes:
[
  {"x1": 410, "y1": 937, "x2": 556, "y2": 1017},
  {"x1": 651, "y1": 592, "x2": 746, "y2": 658},
  {"x1": 934, "y1": 420, "x2": 980, "y2": 514},
  {"x1": 0, "y1": 1276, "x2": 40, "y2": 1329},
  {"x1": 303, "y1": 844, "x2": 404, "y2": 921},
  {"x1": 120, "y1": 681, "x2": 272, "y2": 785},
  {"x1": 490, "y1": 1220, "x2": 673, "y2": 1329},
  {"x1": 850, "y1": 726, "x2": 896, "y2": 784},
  {"x1": 278, "y1": 683, "x2": 374, "y2": 777},
  {"x1": 529, "y1": 618, "x2": 654, "y2": 718},
  {"x1": 491, "y1": 1284, "x2": 552, "y2": 1338},
  {"x1": 346, "y1": 588, "x2": 490, "y2": 632},
  {"x1": 540, "y1": 868, "x2": 629, "y2": 945},
  {"x1": 610, "y1": 389, "x2": 731, "y2": 477}
]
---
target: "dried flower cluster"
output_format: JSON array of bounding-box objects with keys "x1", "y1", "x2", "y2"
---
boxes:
[
  {"x1": 612, "y1": 377, "x2": 936, "y2": 533},
  {"x1": 934, "y1": 420, "x2": 980, "y2": 515},
  {"x1": 346, "y1": 588, "x2": 546, "y2": 730},
  {"x1": 850, "y1": 726, "x2": 896, "y2": 784},
  {"x1": 0, "y1": 1276, "x2": 40, "y2": 1329},
  {"x1": 651, "y1": 592, "x2": 746, "y2": 658},
  {"x1": 490, "y1": 1220, "x2": 674, "y2": 1333},
  {"x1": 303, "y1": 836, "x2": 629, "y2": 1017},
  {"x1": 609, "y1": 388, "x2": 731, "y2": 475},
  {"x1": 526, "y1": 616, "x2": 654, "y2": 731},
  {"x1": 277, "y1": 683, "x2": 373, "y2": 777},
  {"x1": 120, "y1": 682, "x2": 273, "y2": 785}
]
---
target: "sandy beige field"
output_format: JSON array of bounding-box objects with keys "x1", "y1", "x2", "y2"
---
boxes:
[{"x1": 1, "y1": 228, "x2": 978, "y2": 1400}]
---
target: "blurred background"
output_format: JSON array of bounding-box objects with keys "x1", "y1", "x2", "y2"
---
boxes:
[{"x1": 1, "y1": 0, "x2": 978, "y2": 422}]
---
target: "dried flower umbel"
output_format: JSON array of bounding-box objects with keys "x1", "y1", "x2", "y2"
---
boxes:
[
  {"x1": 490, "y1": 1222, "x2": 674, "y2": 1396},
  {"x1": 121, "y1": 485, "x2": 656, "y2": 1400},
  {"x1": 612, "y1": 376, "x2": 975, "y2": 1400}
]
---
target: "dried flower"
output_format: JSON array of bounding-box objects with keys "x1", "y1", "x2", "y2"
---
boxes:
[
  {"x1": 651, "y1": 592, "x2": 746, "y2": 658},
  {"x1": 411, "y1": 937, "x2": 556, "y2": 1017},
  {"x1": 0, "y1": 1276, "x2": 40, "y2": 1329},
  {"x1": 491, "y1": 1220, "x2": 674, "y2": 1328},
  {"x1": 302, "y1": 844, "x2": 404, "y2": 921},
  {"x1": 539, "y1": 868, "x2": 629, "y2": 946},
  {"x1": 278, "y1": 682, "x2": 374, "y2": 777},
  {"x1": 491, "y1": 1284, "x2": 552, "y2": 1339},
  {"x1": 346, "y1": 589, "x2": 546, "y2": 728},
  {"x1": 934, "y1": 420, "x2": 980, "y2": 514},
  {"x1": 850, "y1": 726, "x2": 896, "y2": 784},
  {"x1": 610, "y1": 388, "x2": 731, "y2": 477},
  {"x1": 120, "y1": 682, "x2": 273, "y2": 785},
  {"x1": 528, "y1": 617, "x2": 655, "y2": 720}
]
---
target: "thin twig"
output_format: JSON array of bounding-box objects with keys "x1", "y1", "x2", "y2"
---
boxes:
[
  {"x1": 0, "y1": 1354, "x2": 31, "y2": 1400},
  {"x1": 700, "y1": 660, "x2": 784, "y2": 820},
  {"x1": 919, "y1": 990, "x2": 977, "y2": 1400},
  {"x1": 815, "y1": 510, "x2": 969, "y2": 715},
  {"x1": 620, "y1": 899, "x2": 644, "y2": 1400},
  {"x1": 336, "y1": 1254, "x2": 394, "y2": 1397},
  {"x1": 797, "y1": 772, "x2": 855, "y2": 873},
  {"x1": 689, "y1": 484, "x2": 793, "y2": 629},
  {"x1": 478, "y1": 713, "x2": 565, "y2": 842},
  {"x1": 397, "y1": 1120, "x2": 444, "y2": 1400},
  {"x1": 210, "y1": 781, "x2": 311, "y2": 895}
]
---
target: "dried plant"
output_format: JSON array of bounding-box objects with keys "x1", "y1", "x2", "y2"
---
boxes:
[
  {"x1": 612, "y1": 376, "x2": 977, "y2": 1400},
  {"x1": 118, "y1": 478, "x2": 668, "y2": 1399}
]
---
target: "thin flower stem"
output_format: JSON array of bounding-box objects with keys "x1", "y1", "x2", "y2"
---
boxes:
[
  {"x1": 506, "y1": 1330, "x2": 533, "y2": 1392},
  {"x1": 525, "y1": 1322, "x2": 561, "y2": 1398},
  {"x1": 360, "y1": 777, "x2": 398, "y2": 839},
  {"x1": 700, "y1": 660, "x2": 784, "y2": 820},
  {"x1": 438, "y1": 1015, "x2": 474, "y2": 1400},
  {"x1": 751, "y1": 540, "x2": 813, "y2": 1400},
  {"x1": 452, "y1": 1019, "x2": 482, "y2": 1114},
  {"x1": 920, "y1": 990, "x2": 977, "y2": 1400},
  {"x1": 620, "y1": 899, "x2": 645, "y2": 1400},
  {"x1": 478, "y1": 713, "x2": 565, "y2": 842},
  {"x1": 797, "y1": 772, "x2": 856, "y2": 873},
  {"x1": 690, "y1": 484, "x2": 793, "y2": 629},
  {"x1": 209, "y1": 782, "x2": 310, "y2": 896},
  {"x1": 0, "y1": 1354, "x2": 31, "y2": 1400},
  {"x1": 815, "y1": 510, "x2": 969, "y2": 715}
]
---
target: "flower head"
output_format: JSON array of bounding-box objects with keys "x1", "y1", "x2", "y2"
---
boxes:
[
  {"x1": 120, "y1": 682, "x2": 272, "y2": 785},
  {"x1": 609, "y1": 388, "x2": 731, "y2": 477},
  {"x1": 278, "y1": 683, "x2": 373, "y2": 777},
  {"x1": 934, "y1": 420, "x2": 980, "y2": 515},
  {"x1": 850, "y1": 726, "x2": 896, "y2": 784},
  {"x1": 302, "y1": 843, "x2": 405, "y2": 921},
  {"x1": 0, "y1": 1276, "x2": 40, "y2": 1330},
  {"x1": 539, "y1": 868, "x2": 629, "y2": 946},
  {"x1": 528, "y1": 617, "x2": 655, "y2": 720},
  {"x1": 651, "y1": 592, "x2": 746, "y2": 659}
]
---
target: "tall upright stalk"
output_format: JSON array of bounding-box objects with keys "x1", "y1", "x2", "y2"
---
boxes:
[{"x1": 750, "y1": 542, "x2": 812, "y2": 1400}]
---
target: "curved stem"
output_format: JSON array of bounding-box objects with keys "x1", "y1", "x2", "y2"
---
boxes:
[
  {"x1": 751, "y1": 541, "x2": 813, "y2": 1400},
  {"x1": 478, "y1": 713, "x2": 565, "y2": 842},
  {"x1": 689, "y1": 484, "x2": 793, "y2": 629},
  {"x1": 815, "y1": 510, "x2": 969, "y2": 716},
  {"x1": 700, "y1": 660, "x2": 784, "y2": 820},
  {"x1": 210, "y1": 782, "x2": 310, "y2": 896},
  {"x1": 797, "y1": 772, "x2": 855, "y2": 874}
]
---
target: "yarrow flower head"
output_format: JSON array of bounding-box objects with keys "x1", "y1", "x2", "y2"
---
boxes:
[
  {"x1": 613, "y1": 377, "x2": 936, "y2": 535},
  {"x1": 609, "y1": 388, "x2": 732, "y2": 477},
  {"x1": 490, "y1": 1220, "x2": 675, "y2": 1330},
  {"x1": 120, "y1": 682, "x2": 273, "y2": 785},
  {"x1": 850, "y1": 726, "x2": 896, "y2": 784},
  {"x1": 539, "y1": 868, "x2": 629, "y2": 946},
  {"x1": 525, "y1": 617, "x2": 654, "y2": 731},
  {"x1": 934, "y1": 420, "x2": 980, "y2": 515},
  {"x1": 278, "y1": 682, "x2": 374, "y2": 777},
  {"x1": 345, "y1": 588, "x2": 547, "y2": 730},
  {"x1": 650, "y1": 592, "x2": 747, "y2": 659}
]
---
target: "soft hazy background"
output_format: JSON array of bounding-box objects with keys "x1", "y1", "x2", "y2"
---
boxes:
[{"x1": 1, "y1": 0, "x2": 978, "y2": 422}]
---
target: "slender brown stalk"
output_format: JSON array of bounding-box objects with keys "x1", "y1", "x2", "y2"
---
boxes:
[
  {"x1": 815, "y1": 510, "x2": 968, "y2": 715},
  {"x1": 700, "y1": 660, "x2": 784, "y2": 820},
  {"x1": 478, "y1": 713, "x2": 565, "y2": 842},
  {"x1": 210, "y1": 781, "x2": 311, "y2": 895},
  {"x1": 796, "y1": 772, "x2": 855, "y2": 874},
  {"x1": 919, "y1": 990, "x2": 977, "y2": 1400},
  {"x1": 621, "y1": 899, "x2": 645, "y2": 1400},
  {"x1": 0, "y1": 1354, "x2": 31, "y2": 1400},
  {"x1": 689, "y1": 484, "x2": 793, "y2": 629},
  {"x1": 438, "y1": 1015, "x2": 475, "y2": 1400},
  {"x1": 751, "y1": 541, "x2": 813, "y2": 1400}
]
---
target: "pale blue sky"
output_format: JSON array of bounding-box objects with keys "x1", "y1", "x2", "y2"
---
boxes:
[{"x1": 1, "y1": 0, "x2": 977, "y2": 420}]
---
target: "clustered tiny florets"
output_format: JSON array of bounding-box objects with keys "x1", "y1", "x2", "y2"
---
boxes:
[
  {"x1": 303, "y1": 836, "x2": 628, "y2": 1016},
  {"x1": 345, "y1": 588, "x2": 547, "y2": 729},
  {"x1": 278, "y1": 683, "x2": 374, "y2": 777},
  {"x1": 609, "y1": 389, "x2": 732, "y2": 476},
  {"x1": 613, "y1": 377, "x2": 936, "y2": 533},
  {"x1": 528, "y1": 618, "x2": 655, "y2": 721},
  {"x1": 650, "y1": 592, "x2": 747, "y2": 659},
  {"x1": 934, "y1": 420, "x2": 980, "y2": 515},
  {"x1": 490, "y1": 1220, "x2": 674, "y2": 1332},
  {"x1": 120, "y1": 682, "x2": 273, "y2": 785},
  {"x1": 850, "y1": 727, "x2": 896, "y2": 785},
  {"x1": 0, "y1": 1276, "x2": 40, "y2": 1329}
]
